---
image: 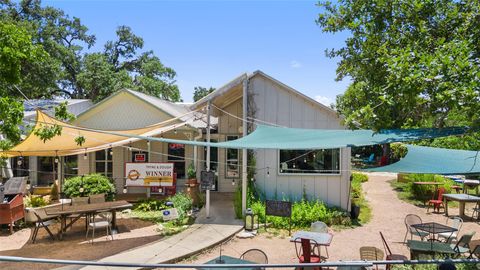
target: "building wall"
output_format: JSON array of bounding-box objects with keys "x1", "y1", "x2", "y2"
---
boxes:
[
  {"x1": 74, "y1": 91, "x2": 172, "y2": 130},
  {"x1": 249, "y1": 75, "x2": 351, "y2": 209}
]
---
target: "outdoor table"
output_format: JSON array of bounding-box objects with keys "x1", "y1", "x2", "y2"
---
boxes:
[
  {"x1": 198, "y1": 255, "x2": 258, "y2": 270},
  {"x1": 290, "y1": 230, "x2": 333, "y2": 258},
  {"x1": 45, "y1": 200, "x2": 132, "y2": 240},
  {"x1": 407, "y1": 240, "x2": 455, "y2": 259},
  {"x1": 410, "y1": 222, "x2": 457, "y2": 242},
  {"x1": 443, "y1": 194, "x2": 480, "y2": 218}
]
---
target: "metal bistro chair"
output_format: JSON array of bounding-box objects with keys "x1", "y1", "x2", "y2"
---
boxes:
[
  {"x1": 468, "y1": 244, "x2": 480, "y2": 259},
  {"x1": 438, "y1": 217, "x2": 463, "y2": 243},
  {"x1": 89, "y1": 193, "x2": 106, "y2": 204},
  {"x1": 294, "y1": 238, "x2": 323, "y2": 270},
  {"x1": 240, "y1": 248, "x2": 268, "y2": 269},
  {"x1": 404, "y1": 214, "x2": 429, "y2": 242},
  {"x1": 360, "y1": 246, "x2": 384, "y2": 270},
  {"x1": 379, "y1": 232, "x2": 408, "y2": 270},
  {"x1": 71, "y1": 196, "x2": 90, "y2": 230},
  {"x1": 450, "y1": 231, "x2": 476, "y2": 258},
  {"x1": 310, "y1": 221, "x2": 330, "y2": 258},
  {"x1": 472, "y1": 202, "x2": 479, "y2": 220},
  {"x1": 427, "y1": 187, "x2": 446, "y2": 213}
]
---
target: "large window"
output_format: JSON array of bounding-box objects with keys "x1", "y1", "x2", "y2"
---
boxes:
[
  {"x1": 38, "y1": 157, "x2": 55, "y2": 186},
  {"x1": 11, "y1": 157, "x2": 29, "y2": 177},
  {"x1": 203, "y1": 140, "x2": 218, "y2": 172},
  {"x1": 95, "y1": 149, "x2": 112, "y2": 178},
  {"x1": 168, "y1": 143, "x2": 185, "y2": 178},
  {"x1": 64, "y1": 155, "x2": 78, "y2": 177},
  {"x1": 226, "y1": 136, "x2": 239, "y2": 178},
  {"x1": 279, "y1": 149, "x2": 340, "y2": 174}
]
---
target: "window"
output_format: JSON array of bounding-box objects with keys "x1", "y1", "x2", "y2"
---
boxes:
[
  {"x1": 168, "y1": 143, "x2": 185, "y2": 178},
  {"x1": 95, "y1": 149, "x2": 112, "y2": 178},
  {"x1": 64, "y1": 155, "x2": 78, "y2": 177},
  {"x1": 38, "y1": 157, "x2": 55, "y2": 186},
  {"x1": 11, "y1": 157, "x2": 29, "y2": 177},
  {"x1": 226, "y1": 136, "x2": 239, "y2": 178},
  {"x1": 279, "y1": 149, "x2": 340, "y2": 174},
  {"x1": 203, "y1": 140, "x2": 218, "y2": 172}
]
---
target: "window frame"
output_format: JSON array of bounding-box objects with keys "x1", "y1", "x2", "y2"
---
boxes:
[
  {"x1": 94, "y1": 149, "x2": 113, "y2": 178},
  {"x1": 277, "y1": 148, "x2": 342, "y2": 176},
  {"x1": 225, "y1": 135, "x2": 240, "y2": 178},
  {"x1": 167, "y1": 143, "x2": 186, "y2": 179}
]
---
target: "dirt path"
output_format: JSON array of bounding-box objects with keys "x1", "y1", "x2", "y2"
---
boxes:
[{"x1": 187, "y1": 173, "x2": 480, "y2": 264}]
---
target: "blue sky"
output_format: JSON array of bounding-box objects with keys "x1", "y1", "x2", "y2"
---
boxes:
[{"x1": 44, "y1": 0, "x2": 351, "y2": 104}]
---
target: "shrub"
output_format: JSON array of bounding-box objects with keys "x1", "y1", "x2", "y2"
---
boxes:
[
  {"x1": 168, "y1": 192, "x2": 193, "y2": 220},
  {"x1": 390, "y1": 142, "x2": 408, "y2": 162},
  {"x1": 24, "y1": 195, "x2": 48, "y2": 208},
  {"x1": 407, "y1": 174, "x2": 452, "y2": 202},
  {"x1": 250, "y1": 200, "x2": 351, "y2": 228},
  {"x1": 134, "y1": 198, "x2": 166, "y2": 212},
  {"x1": 63, "y1": 174, "x2": 115, "y2": 199},
  {"x1": 352, "y1": 172, "x2": 368, "y2": 183}
]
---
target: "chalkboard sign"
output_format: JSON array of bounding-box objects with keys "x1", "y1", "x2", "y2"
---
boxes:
[
  {"x1": 265, "y1": 200, "x2": 292, "y2": 235},
  {"x1": 200, "y1": 171, "x2": 215, "y2": 191},
  {"x1": 266, "y1": 200, "x2": 292, "y2": 217}
]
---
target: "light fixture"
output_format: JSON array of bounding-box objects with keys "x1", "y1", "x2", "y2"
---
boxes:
[
  {"x1": 303, "y1": 158, "x2": 307, "y2": 163},
  {"x1": 266, "y1": 167, "x2": 270, "y2": 177},
  {"x1": 313, "y1": 153, "x2": 316, "y2": 158},
  {"x1": 109, "y1": 145, "x2": 113, "y2": 156},
  {"x1": 174, "y1": 128, "x2": 177, "y2": 134},
  {"x1": 232, "y1": 179, "x2": 235, "y2": 186},
  {"x1": 128, "y1": 142, "x2": 132, "y2": 151},
  {"x1": 83, "y1": 149, "x2": 88, "y2": 160},
  {"x1": 293, "y1": 163, "x2": 296, "y2": 168},
  {"x1": 79, "y1": 187, "x2": 84, "y2": 193},
  {"x1": 17, "y1": 156, "x2": 23, "y2": 166},
  {"x1": 123, "y1": 185, "x2": 128, "y2": 194}
]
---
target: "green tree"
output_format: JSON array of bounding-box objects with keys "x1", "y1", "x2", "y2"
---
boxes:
[
  {"x1": 193, "y1": 86, "x2": 215, "y2": 102},
  {"x1": 317, "y1": 0, "x2": 480, "y2": 150},
  {"x1": 318, "y1": 0, "x2": 480, "y2": 129}
]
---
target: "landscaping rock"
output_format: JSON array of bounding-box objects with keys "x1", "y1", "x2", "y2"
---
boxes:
[{"x1": 236, "y1": 230, "x2": 257, "y2": 239}]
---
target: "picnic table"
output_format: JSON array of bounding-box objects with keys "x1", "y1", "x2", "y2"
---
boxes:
[
  {"x1": 45, "y1": 200, "x2": 132, "y2": 239},
  {"x1": 407, "y1": 240, "x2": 455, "y2": 259},
  {"x1": 198, "y1": 255, "x2": 257, "y2": 270},
  {"x1": 443, "y1": 193, "x2": 480, "y2": 217},
  {"x1": 411, "y1": 222, "x2": 457, "y2": 242},
  {"x1": 290, "y1": 230, "x2": 333, "y2": 258}
]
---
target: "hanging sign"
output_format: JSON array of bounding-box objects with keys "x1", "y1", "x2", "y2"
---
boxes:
[
  {"x1": 200, "y1": 170, "x2": 215, "y2": 191},
  {"x1": 125, "y1": 162, "x2": 174, "y2": 187},
  {"x1": 134, "y1": 153, "x2": 147, "y2": 162}
]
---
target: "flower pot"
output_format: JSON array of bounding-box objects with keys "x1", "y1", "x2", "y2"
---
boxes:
[{"x1": 187, "y1": 178, "x2": 198, "y2": 186}]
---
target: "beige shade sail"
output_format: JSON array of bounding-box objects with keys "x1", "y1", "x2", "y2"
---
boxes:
[{"x1": 0, "y1": 110, "x2": 188, "y2": 157}]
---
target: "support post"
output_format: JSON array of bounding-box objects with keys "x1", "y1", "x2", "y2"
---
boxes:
[
  {"x1": 147, "y1": 141, "x2": 151, "y2": 198},
  {"x1": 206, "y1": 101, "x2": 211, "y2": 218},
  {"x1": 242, "y1": 78, "x2": 248, "y2": 215}
]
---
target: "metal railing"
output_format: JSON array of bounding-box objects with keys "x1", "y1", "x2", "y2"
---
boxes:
[{"x1": 0, "y1": 256, "x2": 479, "y2": 269}]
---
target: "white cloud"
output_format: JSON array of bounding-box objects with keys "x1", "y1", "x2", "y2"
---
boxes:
[
  {"x1": 314, "y1": 95, "x2": 334, "y2": 106},
  {"x1": 290, "y1": 60, "x2": 302, "y2": 69}
]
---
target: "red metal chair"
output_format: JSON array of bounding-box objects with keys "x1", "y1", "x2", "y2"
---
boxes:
[
  {"x1": 379, "y1": 232, "x2": 407, "y2": 270},
  {"x1": 294, "y1": 238, "x2": 323, "y2": 270},
  {"x1": 427, "y1": 187, "x2": 445, "y2": 213}
]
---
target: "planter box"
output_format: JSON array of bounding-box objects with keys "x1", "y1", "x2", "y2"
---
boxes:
[
  {"x1": 24, "y1": 202, "x2": 63, "y2": 223},
  {"x1": 32, "y1": 186, "x2": 51, "y2": 196}
]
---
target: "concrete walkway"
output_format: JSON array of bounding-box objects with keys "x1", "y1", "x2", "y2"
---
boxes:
[{"x1": 79, "y1": 193, "x2": 243, "y2": 270}]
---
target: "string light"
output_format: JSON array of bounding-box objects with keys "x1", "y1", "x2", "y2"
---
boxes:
[
  {"x1": 83, "y1": 149, "x2": 88, "y2": 160},
  {"x1": 109, "y1": 145, "x2": 113, "y2": 156},
  {"x1": 17, "y1": 156, "x2": 23, "y2": 166},
  {"x1": 123, "y1": 185, "x2": 128, "y2": 194},
  {"x1": 266, "y1": 167, "x2": 270, "y2": 177},
  {"x1": 54, "y1": 151, "x2": 59, "y2": 163},
  {"x1": 232, "y1": 179, "x2": 235, "y2": 186}
]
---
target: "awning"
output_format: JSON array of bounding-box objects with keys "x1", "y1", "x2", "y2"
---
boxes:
[
  {"x1": 363, "y1": 145, "x2": 480, "y2": 174},
  {"x1": 1, "y1": 110, "x2": 187, "y2": 157}
]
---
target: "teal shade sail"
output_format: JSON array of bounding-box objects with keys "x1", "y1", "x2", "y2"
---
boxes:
[
  {"x1": 138, "y1": 124, "x2": 468, "y2": 150},
  {"x1": 363, "y1": 145, "x2": 480, "y2": 174}
]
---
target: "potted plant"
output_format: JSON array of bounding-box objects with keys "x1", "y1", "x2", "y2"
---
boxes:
[
  {"x1": 187, "y1": 163, "x2": 197, "y2": 186},
  {"x1": 351, "y1": 199, "x2": 361, "y2": 219}
]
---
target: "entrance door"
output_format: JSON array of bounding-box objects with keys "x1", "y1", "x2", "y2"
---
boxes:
[{"x1": 203, "y1": 140, "x2": 218, "y2": 191}]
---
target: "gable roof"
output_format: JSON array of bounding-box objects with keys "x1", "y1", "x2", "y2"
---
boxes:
[{"x1": 191, "y1": 70, "x2": 339, "y2": 117}]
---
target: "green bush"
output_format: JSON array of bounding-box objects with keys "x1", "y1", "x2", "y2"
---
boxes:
[
  {"x1": 63, "y1": 174, "x2": 116, "y2": 199},
  {"x1": 24, "y1": 196, "x2": 48, "y2": 208},
  {"x1": 187, "y1": 163, "x2": 196, "y2": 179},
  {"x1": 390, "y1": 142, "x2": 408, "y2": 162},
  {"x1": 407, "y1": 174, "x2": 452, "y2": 202},
  {"x1": 250, "y1": 200, "x2": 351, "y2": 228},
  {"x1": 234, "y1": 184, "x2": 243, "y2": 219},
  {"x1": 168, "y1": 192, "x2": 193, "y2": 220},
  {"x1": 352, "y1": 172, "x2": 368, "y2": 183},
  {"x1": 134, "y1": 198, "x2": 166, "y2": 212}
]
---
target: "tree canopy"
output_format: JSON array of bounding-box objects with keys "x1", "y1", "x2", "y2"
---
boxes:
[
  {"x1": 193, "y1": 86, "x2": 215, "y2": 102},
  {"x1": 317, "y1": 0, "x2": 480, "y2": 150},
  {"x1": 0, "y1": 0, "x2": 180, "y2": 102}
]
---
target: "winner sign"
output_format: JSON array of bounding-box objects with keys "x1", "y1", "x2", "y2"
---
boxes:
[{"x1": 125, "y1": 162, "x2": 174, "y2": 187}]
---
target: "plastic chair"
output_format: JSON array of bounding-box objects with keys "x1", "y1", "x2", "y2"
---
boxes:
[
  {"x1": 28, "y1": 208, "x2": 57, "y2": 243},
  {"x1": 404, "y1": 214, "x2": 429, "y2": 242},
  {"x1": 427, "y1": 187, "x2": 445, "y2": 213},
  {"x1": 450, "y1": 231, "x2": 476, "y2": 257},
  {"x1": 359, "y1": 246, "x2": 384, "y2": 270},
  {"x1": 438, "y1": 217, "x2": 463, "y2": 243},
  {"x1": 379, "y1": 232, "x2": 408, "y2": 270},
  {"x1": 310, "y1": 221, "x2": 330, "y2": 258},
  {"x1": 363, "y1": 153, "x2": 375, "y2": 164},
  {"x1": 294, "y1": 238, "x2": 323, "y2": 269},
  {"x1": 240, "y1": 248, "x2": 268, "y2": 265},
  {"x1": 86, "y1": 212, "x2": 113, "y2": 243}
]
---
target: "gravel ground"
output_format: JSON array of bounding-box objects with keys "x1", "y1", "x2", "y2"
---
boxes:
[{"x1": 184, "y1": 173, "x2": 480, "y2": 266}]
